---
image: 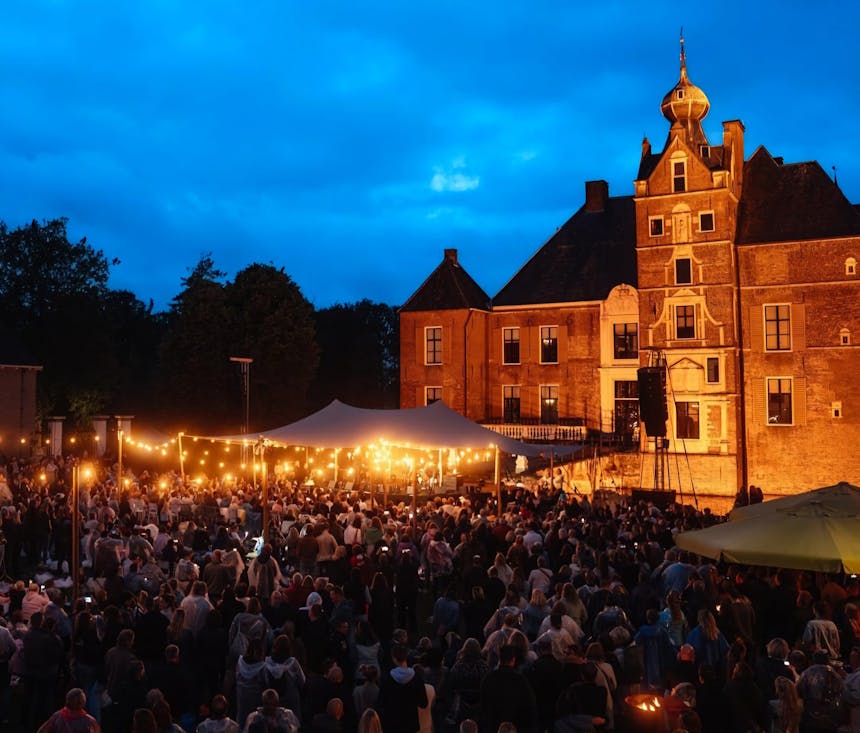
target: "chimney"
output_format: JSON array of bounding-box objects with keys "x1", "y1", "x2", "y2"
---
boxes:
[
  {"x1": 641, "y1": 136, "x2": 652, "y2": 159},
  {"x1": 444, "y1": 248, "x2": 458, "y2": 264},
  {"x1": 584, "y1": 180, "x2": 609, "y2": 212}
]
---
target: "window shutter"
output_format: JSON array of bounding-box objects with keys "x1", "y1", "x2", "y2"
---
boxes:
[
  {"x1": 791, "y1": 304, "x2": 806, "y2": 350},
  {"x1": 415, "y1": 327, "x2": 424, "y2": 365},
  {"x1": 794, "y1": 377, "x2": 807, "y2": 426},
  {"x1": 752, "y1": 378, "x2": 765, "y2": 426},
  {"x1": 748, "y1": 306, "x2": 763, "y2": 351}
]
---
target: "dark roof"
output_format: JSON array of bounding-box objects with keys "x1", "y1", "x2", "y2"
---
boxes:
[
  {"x1": 737, "y1": 146, "x2": 860, "y2": 244},
  {"x1": 0, "y1": 324, "x2": 40, "y2": 368},
  {"x1": 400, "y1": 249, "x2": 491, "y2": 313},
  {"x1": 492, "y1": 196, "x2": 637, "y2": 306}
]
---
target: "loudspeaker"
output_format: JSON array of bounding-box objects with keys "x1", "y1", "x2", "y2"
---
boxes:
[{"x1": 638, "y1": 366, "x2": 668, "y2": 437}]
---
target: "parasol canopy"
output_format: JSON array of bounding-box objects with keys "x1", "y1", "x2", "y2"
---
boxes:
[{"x1": 675, "y1": 481, "x2": 860, "y2": 573}]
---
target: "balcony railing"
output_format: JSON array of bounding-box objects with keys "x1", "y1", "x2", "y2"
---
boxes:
[{"x1": 482, "y1": 423, "x2": 587, "y2": 442}]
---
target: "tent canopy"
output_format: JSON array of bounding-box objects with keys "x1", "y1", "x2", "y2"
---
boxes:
[
  {"x1": 193, "y1": 400, "x2": 582, "y2": 458},
  {"x1": 676, "y1": 481, "x2": 860, "y2": 573}
]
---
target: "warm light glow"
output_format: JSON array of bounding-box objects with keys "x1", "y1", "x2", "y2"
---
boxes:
[
  {"x1": 219, "y1": 462, "x2": 224, "y2": 468},
  {"x1": 94, "y1": 435, "x2": 100, "y2": 442},
  {"x1": 70, "y1": 437, "x2": 76, "y2": 444},
  {"x1": 159, "y1": 481, "x2": 167, "y2": 490},
  {"x1": 39, "y1": 474, "x2": 46, "y2": 482}
]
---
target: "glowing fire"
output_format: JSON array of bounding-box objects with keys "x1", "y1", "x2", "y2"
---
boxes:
[{"x1": 633, "y1": 696, "x2": 661, "y2": 712}]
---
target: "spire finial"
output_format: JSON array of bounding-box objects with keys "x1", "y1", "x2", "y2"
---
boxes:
[{"x1": 680, "y1": 27, "x2": 686, "y2": 73}]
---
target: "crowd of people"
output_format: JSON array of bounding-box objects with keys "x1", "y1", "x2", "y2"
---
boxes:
[{"x1": 0, "y1": 453, "x2": 858, "y2": 733}]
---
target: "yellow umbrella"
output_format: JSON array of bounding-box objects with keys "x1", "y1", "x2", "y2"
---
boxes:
[{"x1": 676, "y1": 487, "x2": 860, "y2": 573}]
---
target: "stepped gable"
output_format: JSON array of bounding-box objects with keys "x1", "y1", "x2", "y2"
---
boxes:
[
  {"x1": 493, "y1": 187, "x2": 636, "y2": 307},
  {"x1": 737, "y1": 146, "x2": 860, "y2": 244},
  {"x1": 400, "y1": 248, "x2": 491, "y2": 312}
]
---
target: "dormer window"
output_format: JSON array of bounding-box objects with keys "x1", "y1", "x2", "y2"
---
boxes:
[
  {"x1": 676, "y1": 90, "x2": 684, "y2": 100},
  {"x1": 673, "y1": 161, "x2": 686, "y2": 192},
  {"x1": 847, "y1": 257, "x2": 857, "y2": 276},
  {"x1": 841, "y1": 328, "x2": 851, "y2": 346},
  {"x1": 700, "y1": 145, "x2": 710, "y2": 159}
]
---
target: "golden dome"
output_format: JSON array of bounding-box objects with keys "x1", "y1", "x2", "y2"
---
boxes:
[{"x1": 660, "y1": 39, "x2": 709, "y2": 125}]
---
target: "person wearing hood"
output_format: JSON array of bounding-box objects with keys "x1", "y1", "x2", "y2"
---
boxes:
[
  {"x1": 36, "y1": 687, "x2": 100, "y2": 733},
  {"x1": 248, "y1": 544, "x2": 285, "y2": 604},
  {"x1": 263, "y1": 634, "x2": 305, "y2": 718},
  {"x1": 377, "y1": 643, "x2": 428, "y2": 733},
  {"x1": 236, "y1": 637, "x2": 269, "y2": 730}
]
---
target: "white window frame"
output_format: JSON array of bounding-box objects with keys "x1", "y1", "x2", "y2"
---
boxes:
[
  {"x1": 503, "y1": 385, "x2": 521, "y2": 423},
  {"x1": 675, "y1": 257, "x2": 693, "y2": 285},
  {"x1": 847, "y1": 257, "x2": 857, "y2": 276},
  {"x1": 672, "y1": 159, "x2": 687, "y2": 193},
  {"x1": 540, "y1": 384, "x2": 559, "y2": 424},
  {"x1": 706, "y1": 356, "x2": 720, "y2": 384},
  {"x1": 425, "y1": 386, "x2": 442, "y2": 405},
  {"x1": 425, "y1": 326, "x2": 442, "y2": 365},
  {"x1": 649, "y1": 216, "x2": 664, "y2": 237},
  {"x1": 675, "y1": 401, "x2": 700, "y2": 440},
  {"x1": 502, "y1": 327, "x2": 521, "y2": 365},
  {"x1": 698, "y1": 210, "x2": 715, "y2": 232},
  {"x1": 766, "y1": 376, "x2": 794, "y2": 426},
  {"x1": 674, "y1": 304, "x2": 696, "y2": 340},
  {"x1": 763, "y1": 304, "x2": 792, "y2": 352},
  {"x1": 539, "y1": 325, "x2": 559, "y2": 364}
]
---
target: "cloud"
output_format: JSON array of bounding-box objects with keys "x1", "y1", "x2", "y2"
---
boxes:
[{"x1": 430, "y1": 160, "x2": 480, "y2": 192}]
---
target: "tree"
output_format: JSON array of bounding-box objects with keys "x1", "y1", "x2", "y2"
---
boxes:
[
  {"x1": 313, "y1": 299, "x2": 399, "y2": 409},
  {"x1": 158, "y1": 259, "x2": 319, "y2": 432}
]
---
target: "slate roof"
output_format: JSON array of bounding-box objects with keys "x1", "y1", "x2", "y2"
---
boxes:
[
  {"x1": 0, "y1": 325, "x2": 40, "y2": 368},
  {"x1": 492, "y1": 196, "x2": 637, "y2": 307},
  {"x1": 400, "y1": 250, "x2": 491, "y2": 313},
  {"x1": 737, "y1": 146, "x2": 860, "y2": 244}
]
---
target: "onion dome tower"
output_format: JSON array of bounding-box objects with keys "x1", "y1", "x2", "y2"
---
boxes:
[{"x1": 660, "y1": 33, "x2": 710, "y2": 149}]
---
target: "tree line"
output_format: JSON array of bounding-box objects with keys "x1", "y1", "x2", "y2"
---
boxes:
[{"x1": 0, "y1": 218, "x2": 399, "y2": 435}]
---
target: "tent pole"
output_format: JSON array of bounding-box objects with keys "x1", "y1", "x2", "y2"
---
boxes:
[
  {"x1": 261, "y1": 442, "x2": 269, "y2": 543},
  {"x1": 438, "y1": 448, "x2": 443, "y2": 495},
  {"x1": 494, "y1": 446, "x2": 501, "y2": 514},
  {"x1": 333, "y1": 448, "x2": 338, "y2": 486},
  {"x1": 178, "y1": 433, "x2": 185, "y2": 482}
]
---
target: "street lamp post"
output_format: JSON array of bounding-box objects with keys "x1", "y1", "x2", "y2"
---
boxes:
[{"x1": 230, "y1": 357, "x2": 253, "y2": 466}]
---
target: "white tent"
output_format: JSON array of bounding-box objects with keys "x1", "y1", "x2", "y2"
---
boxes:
[{"x1": 193, "y1": 399, "x2": 582, "y2": 458}]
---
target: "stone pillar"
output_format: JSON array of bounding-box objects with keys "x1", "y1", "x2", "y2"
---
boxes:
[
  {"x1": 47, "y1": 417, "x2": 65, "y2": 458},
  {"x1": 92, "y1": 416, "x2": 110, "y2": 457}
]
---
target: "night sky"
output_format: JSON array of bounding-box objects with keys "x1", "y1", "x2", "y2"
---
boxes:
[{"x1": 1, "y1": 2, "x2": 856, "y2": 311}]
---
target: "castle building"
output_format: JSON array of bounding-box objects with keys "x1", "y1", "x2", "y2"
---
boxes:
[{"x1": 399, "y1": 44, "x2": 860, "y2": 496}]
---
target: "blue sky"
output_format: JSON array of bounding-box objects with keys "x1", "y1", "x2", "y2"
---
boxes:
[{"x1": 1, "y1": 2, "x2": 857, "y2": 311}]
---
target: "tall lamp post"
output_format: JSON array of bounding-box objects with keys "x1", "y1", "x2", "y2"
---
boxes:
[
  {"x1": 71, "y1": 463, "x2": 91, "y2": 604},
  {"x1": 230, "y1": 357, "x2": 253, "y2": 466}
]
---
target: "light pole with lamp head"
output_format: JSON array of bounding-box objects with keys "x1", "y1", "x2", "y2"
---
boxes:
[{"x1": 229, "y1": 357, "x2": 253, "y2": 466}]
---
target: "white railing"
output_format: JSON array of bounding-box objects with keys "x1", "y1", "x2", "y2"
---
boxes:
[{"x1": 482, "y1": 423, "x2": 587, "y2": 442}]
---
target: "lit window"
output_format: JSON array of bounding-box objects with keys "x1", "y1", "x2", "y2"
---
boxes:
[
  {"x1": 832, "y1": 401, "x2": 843, "y2": 419},
  {"x1": 613, "y1": 323, "x2": 639, "y2": 359},
  {"x1": 675, "y1": 258, "x2": 692, "y2": 284},
  {"x1": 676, "y1": 402, "x2": 700, "y2": 439},
  {"x1": 699, "y1": 212, "x2": 715, "y2": 232},
  {"x1": 764, "y1": 305, "x2": 791, "y2": 351},
  {"x1": 767, "y1": 378, "x2": 793, "y2": 424},
  {"x1": 503, "y1": 386, "x2": 521, "y2": 423},
  {"x1": 840, "y1": 328, "x2": 851, "y2": 346},
  {"x1": 675, "y1": 305, "x2": 695, "y2": 339},
  {"x1": 540, "y1": 385, "x2": 559, "y2": 424},
  {"x1": 425, "y1": 386, "x2": 442, "y2": 405},
  {"x1": 847, "y1": 257, "x2": 857, "y2": 276},
  {"x1": 649, "y1": 217, "x2": 664, "y2": 236},
  {"x1": 673, "y1": 160, "x2": 686, "y2": 192},
  {"x1": 614, "y1": 381, "x2": 639, "y2": 437},
  {"x1": 706, "y1": 357, "x2": 720, "y2": 384},
  {"x1": 503, "y1": 327, "x2": 520, "y2": 364},
  {"x1": 425, "y1": 326, "x2": 442, "y2": 365},
  {"x1": 540, "y1": 326, "x2": 558, "y2": 363}
]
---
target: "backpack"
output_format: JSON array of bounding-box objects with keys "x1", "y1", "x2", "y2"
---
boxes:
[{"x1": 230, "y1": 617, "x2": 265, "y2": 658}]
